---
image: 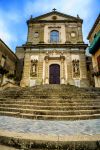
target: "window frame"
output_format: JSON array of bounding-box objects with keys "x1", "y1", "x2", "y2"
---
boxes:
[{"x1": 50, "y1": 30, "x2": 59, "y2": 43}]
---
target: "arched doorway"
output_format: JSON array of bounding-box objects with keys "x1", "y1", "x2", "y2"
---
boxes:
[{"x1": 49, "y1": 64, "x2": 60, "y2": 84}]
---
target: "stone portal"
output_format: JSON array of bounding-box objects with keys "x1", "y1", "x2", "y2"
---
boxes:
[{"x1": 49, "y1": 64, "x2": 60, "y2": 84}]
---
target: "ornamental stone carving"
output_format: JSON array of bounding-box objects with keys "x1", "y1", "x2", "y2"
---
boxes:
[
  {"x1": 72, "y1": 60, "x2": 80, "y2": 78},
  {"x1": 30, "y1": 60, "x2": 38, "y2": 77}
]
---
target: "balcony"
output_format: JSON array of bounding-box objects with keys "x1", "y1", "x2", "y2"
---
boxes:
[
  {"x1": 89, "y1": 31, "x2": 100, "y2": 54},
  {"x1": 92, "y1": 65, "x2": 100, "y2": 76}
]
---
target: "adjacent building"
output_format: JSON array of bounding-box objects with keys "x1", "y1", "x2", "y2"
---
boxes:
[
  {"x1": 16, "y1": 10, "x2": 90, "y2": 87},
  {"x1": 88, "y1": 14, "x2": 100, "y2": 87},
  {"x1": 0, "y1": 39, "x2": 18, "y2": 85}
]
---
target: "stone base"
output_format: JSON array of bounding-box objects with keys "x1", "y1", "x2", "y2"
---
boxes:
[
  {"x1": 0, "y1": 130, "x2": 100, "y2": 150},
  {"x1": 20, "y1": 79, "x2": 30, "y2": 87},
  {"x1": 80, "y1": 79, "x2": 90, "y2": 87},
  {"x1": 94, "y1": 76, "x2": 100, "y2": 87}
]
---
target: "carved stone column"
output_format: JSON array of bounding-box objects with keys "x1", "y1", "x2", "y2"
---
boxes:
[
  {"x1": 39, "y1": 24, "x2": 44, "y2": 43},
  {"x1": 45, "y1": 56, "x2": 49, "y2": 84},
  {"x1": 60, "y1": 56, "x2": 65, "y2": 84},
  {"x1": 77, "y1": 23, "x2": 83, "y2": 43},
  {"x1": 79, "y1": 52, "x2": 89, "y2": 87},
  {"x1": 20, "y1": 49, "x2": 31, "y2": 87},
  {"x1": 67, "y1": 52, "x2": 74, "y2": 85},
  {"x1": 27, "y1": 24, "x2": 33, "y2": 43}
]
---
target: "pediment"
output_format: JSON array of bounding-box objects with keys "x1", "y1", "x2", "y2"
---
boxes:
[{"x1": 32, "y1": 11, "x2": 82, "y2": 22}]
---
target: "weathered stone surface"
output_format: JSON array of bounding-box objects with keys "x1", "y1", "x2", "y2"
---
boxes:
[
  {"x1": 0, "y1": 129, "x2": 100, "y2": 150},
  {"x1": 16, "y1": 11, "x2": 92, "y2": 87},
  {"x1": 0, "y1": 85, "x2": 100, "y2": 120}
]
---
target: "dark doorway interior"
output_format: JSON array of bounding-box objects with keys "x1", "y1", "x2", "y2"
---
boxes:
[{"x1": 49, "y1": 64, "x2": 60, "y2": 84}]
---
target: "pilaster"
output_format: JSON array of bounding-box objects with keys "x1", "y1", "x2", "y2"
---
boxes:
[
  {"x1": 60, "y1": 56, "x2": 65, "y2": 84},
  {"x1": 67, "y1": 53, "x2": 74, "y2": 85},
  {"x1": 20, "y1": 49, "x2": 31, "y2": 87},
  {"x1": 45, "y1": 56, "x2": 49, "y2": 84},
  {"x1": 40, "y1": 25, "x2": 44, "y2": 43},
  {"x1": 79, "y1": 52, "x2": 89, "y2": 87}
]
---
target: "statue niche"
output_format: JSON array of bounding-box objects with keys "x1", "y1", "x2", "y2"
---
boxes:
[
  {"x1": 30, "y1": 60, "x2": 38, "y2": 77},
  {"x1": 72, "y1": 59, "x2": 80, "y2": 78}
]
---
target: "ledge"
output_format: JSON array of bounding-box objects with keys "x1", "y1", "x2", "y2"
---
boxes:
[{"x1": 0, "y1": 130, "x2": 100, "y2": 149}]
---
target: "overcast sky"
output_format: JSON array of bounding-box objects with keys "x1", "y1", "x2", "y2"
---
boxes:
[{"x1": 0, "y1": 0, "x2": 100, "y2": 52}]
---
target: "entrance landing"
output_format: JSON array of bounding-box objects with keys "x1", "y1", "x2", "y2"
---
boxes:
[
  {"x1": 0, "y1": 116, "x2": 100, "y2": 135},
  {"x1": 0, "y1": 116, "x2": 100, "y2": 149}
]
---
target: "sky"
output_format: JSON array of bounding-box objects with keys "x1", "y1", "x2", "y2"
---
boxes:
[{"x1": 0, "y1": 0, "x2": 100, "y2": 52}]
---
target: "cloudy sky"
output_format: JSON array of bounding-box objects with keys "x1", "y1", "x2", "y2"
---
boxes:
[{"x1": 0, "y1": 0, "x2": 100, "y2": 52}]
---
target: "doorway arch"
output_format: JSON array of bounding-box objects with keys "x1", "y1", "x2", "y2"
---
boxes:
[{"x1": 49, "y1": 64, "x2": 60, "y2": 84}]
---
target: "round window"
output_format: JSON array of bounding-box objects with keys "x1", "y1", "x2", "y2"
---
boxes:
[
  {"x1": 71, "y1": 32, "x2": 76, "y2": 37},
  {"x1": 52, "y1": 16, "x2": 57, "y2": 20},
  {"x1": 34, "y1": 32, "x2": 39, "y2": 38}
]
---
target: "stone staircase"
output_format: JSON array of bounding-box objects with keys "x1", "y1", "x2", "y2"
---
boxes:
[{"x1": 0, "y1": 84, "x2": 100, "y2": 120}]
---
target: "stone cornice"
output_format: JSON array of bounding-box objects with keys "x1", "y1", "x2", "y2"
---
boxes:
[
  {"x1": 22, "y1": 48, "x2": 85, "y2": 54},
  {"x1": 27, "y1": 10, "x2": 83, "y2": 25},
  {"x1": 27, "y1": 20, "x2": 82, "y2": 25},
  {"x1": 22, "y1": 43, "x2": 88, "y2": 49}
]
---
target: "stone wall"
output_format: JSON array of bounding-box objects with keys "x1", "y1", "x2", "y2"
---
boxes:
[
  {"x1": 27, "y1": 24, "x2": 44, "y2": 44},
  {"x1": 16, "y1": 47, "x2": 25, "y2": 82},
  {"x1": 0, "y1": 39, "x2": 18, "y2": 85},
  {"x1": 89, "y1": 21, "x2": 100, "y2": 43},
  {"x1": 20, "y1": 48, "x2": 89, "y2": 87},
  {"x1": 27, "y1": 21, "x2": 83, "y2": 44}
]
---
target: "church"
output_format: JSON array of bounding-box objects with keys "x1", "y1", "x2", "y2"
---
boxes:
[{"x1": 16, "y1": 9, "x2": 90, "y2": 87}]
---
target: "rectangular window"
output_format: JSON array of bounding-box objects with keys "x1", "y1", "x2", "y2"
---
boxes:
[
  {"x1": 0, "y1": 56, "x2": 6, "y2": 67},
  {"x1": 97, "y1": 55, "x2": 100, "y2": 71}
]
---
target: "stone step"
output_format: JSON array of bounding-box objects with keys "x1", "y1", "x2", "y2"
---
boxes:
[
  {"x1": 0, "y1": 129, "x2": 100, "y2": 150},
  {"x1": 1, "y1": 91, "x2": 98, "y2": 94},
  {"x1": 1, "y1": 92, "x2": 100, "y2": 95},
  {"x1": 0, "y1": 107, "x2": 100, "y2": 116},
  {"x1": 0, "y1": 85, "x2": 100, "y2": 121},
  {"x1": 1, "y1": 95, "x2": 100, "y2": 100},
  {"x1": 1, "y1": 96, "x2": 100, "y2": 101},
  {"x1": 0, "y1": 111, "x2": 100, "y2": 120},
  {"x1": 0, "y1": 99, "x2": 100, "y2": 105},
  {"x1": 0, "y1": 104, "x2": 100, "y2": 110}
]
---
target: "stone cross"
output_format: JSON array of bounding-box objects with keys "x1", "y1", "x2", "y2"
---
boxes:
[{"x1": 53, "y1": 8, "x2": 56, "y2": 11}]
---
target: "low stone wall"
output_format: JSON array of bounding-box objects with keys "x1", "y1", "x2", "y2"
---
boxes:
[
  {"x1": 0, "y1": 130, "x2": 100, "y2": 150},
  {"x1": 0, "y1": 81, "x2": 18, "y2": 90}
]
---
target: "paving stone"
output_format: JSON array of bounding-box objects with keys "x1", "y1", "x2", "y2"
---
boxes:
[{"x1": 0, "y1": 116, "x2": 100, "y2": 136}]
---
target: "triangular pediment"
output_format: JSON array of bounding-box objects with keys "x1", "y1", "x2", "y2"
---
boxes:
[{"x1": 31, "y1": 11, "x2": 82, "y2": 22}]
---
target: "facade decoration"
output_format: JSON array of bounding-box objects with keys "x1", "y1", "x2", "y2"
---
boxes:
[
  {"x1": 30, "y1": 60, "x2": 38, "y2": 77},
  {"x1": 72, "y1": 60, "x2": 80, "y2": 78},
  {"x1": 15, "y1": 9, "x2": 91, "y2": 87}
]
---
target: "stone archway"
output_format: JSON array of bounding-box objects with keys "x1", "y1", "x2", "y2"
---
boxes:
[{"x1": 49, "y1": 64, "x2": 60, "y2": 84}]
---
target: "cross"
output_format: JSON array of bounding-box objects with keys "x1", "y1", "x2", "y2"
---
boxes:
[{"x1": 53, "y1": 8, "x2": 56, "y2": 11}]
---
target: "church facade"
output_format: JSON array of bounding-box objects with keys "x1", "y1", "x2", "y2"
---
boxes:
[{"x1": 16, "y1": 10, "x2": 89, "y2": 87}]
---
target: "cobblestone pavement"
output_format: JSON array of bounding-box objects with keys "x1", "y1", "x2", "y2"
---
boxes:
[{"x1": 0, "y1": 116, "x2": 100, "y2": 136}]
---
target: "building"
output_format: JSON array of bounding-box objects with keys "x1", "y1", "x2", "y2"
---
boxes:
[
  {"x1": 88, "y1": 14, "x2": 100, "y2": 87},
  {"x1": 16, "y1": 9, "x2": 89, "y2": 87},
  {"x1": 0, "y1": 39, "x2": 18, "y2": 85}
]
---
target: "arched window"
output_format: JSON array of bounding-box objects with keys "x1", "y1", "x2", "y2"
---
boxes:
[{"x1": 50, "y1": 30, "x2": 59, "y2": 43}]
